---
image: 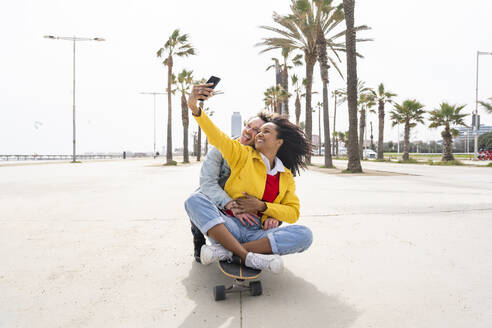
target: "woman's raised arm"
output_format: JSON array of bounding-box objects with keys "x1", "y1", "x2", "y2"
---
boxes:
[{"x1": 188, "y1": 84, "x2": 246, "y2": 169}]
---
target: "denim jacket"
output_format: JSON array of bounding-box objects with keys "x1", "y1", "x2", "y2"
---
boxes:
[{"x1": 199, "y1": 146, "x2": 232, "y2": 209}]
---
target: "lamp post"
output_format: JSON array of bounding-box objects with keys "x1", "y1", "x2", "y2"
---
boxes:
[
  {"x1": 474, "y1": 51, "x2": 492, "y2": 160},
  {"x1": 44, "y1": 35, "x2": 105, "y2": 163},
  {"x1": 139, "y1": 92, "x2": 166, "y2": 158}
]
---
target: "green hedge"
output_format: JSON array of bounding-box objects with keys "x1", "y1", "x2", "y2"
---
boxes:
[{"x1": 478, "y1": 132, "x2": 492, "y2": 149}]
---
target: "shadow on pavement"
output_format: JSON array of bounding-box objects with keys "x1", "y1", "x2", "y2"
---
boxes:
[
  {"x1": 179, "y1": 261, "x2": 240, "y2": 328},
  {"x1": 242, "y1": 269, "x2": 359, "y2": 327},
  {"x1": 180, "y1": 262, "x2": 358, "y2": 328}
]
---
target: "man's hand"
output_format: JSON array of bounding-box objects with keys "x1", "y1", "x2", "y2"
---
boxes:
[
  {"x1": 233, "y1": 192, "x2": 267, "y2": 214},
  {"x1": 188, "y1": 83, "x2": 215, "y2": 114},
  {"x1": 231, "y1": 208, "x2": 260, "y2": 226},
  {"x1": 263, "y1": 217, "x2": 279, "y2": 230}
]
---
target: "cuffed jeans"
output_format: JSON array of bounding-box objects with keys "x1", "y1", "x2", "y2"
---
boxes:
[{"x1": 184, "y1": 192, "x2": 313, "y2": 255}]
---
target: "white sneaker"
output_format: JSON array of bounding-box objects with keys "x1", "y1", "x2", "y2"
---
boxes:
[
  {"x1": 200, "y1": 244, "x2": 233, "y2": 265},
  {"x1": 245, "y1": 252, "x2": 283, "y2": 274}
]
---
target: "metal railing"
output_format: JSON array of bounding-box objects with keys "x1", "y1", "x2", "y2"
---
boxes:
[{"x1": 0, "y1": 154, "x2": 151, "y2": 161}]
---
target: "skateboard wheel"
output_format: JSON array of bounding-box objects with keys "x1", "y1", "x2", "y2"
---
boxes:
[
  {"x1": 249, "y1": 281, "x2": 262, "y2": 296},
  {"x1": 214, "y1": 285, "x2": 226, "y2": 301}
]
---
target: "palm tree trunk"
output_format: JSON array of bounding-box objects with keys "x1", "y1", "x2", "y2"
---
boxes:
[
  {"x1": 166, "y1": 55, "x2": 173, "y2": 163},
  {"x1": 333, "y1": 94, "x2": 337, "y2": 156},
  {"x1": 377, "y1": 100, "x2": 385, "y2": 160},
  {"x1": 305, "y1": 53, "x2": 316, "y2": 164},
  {"x1": 343, "y1": 0, "x2": 362, "y2": 172},
  {"x1": 359, "y1": 108, "x2": 365, "y2": 159},
  {"x1": 181, "y1": 93, "x2": 189, "y2": 163},
  {"x1": 442, "y1": 125, "x2": 454, "y2": 161},
  {"x1": 295, "y1": 95, "x2": 301, "y2": 126},
  {"x1": 317, "y1": 24, "x2": 333, "y2": 168},
  {"x1": 282, "y1": 65, "x2": 289, "y2": 117},
  {"x1": 197, "y1": 127, "x2": 202, "y2": 161},
  {"x1": 403, "y1": 121, "x2": 410, "y2": 161}
]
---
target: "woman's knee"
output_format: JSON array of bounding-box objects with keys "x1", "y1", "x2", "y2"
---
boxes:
[{"x1": 297, "y1": 225, "x2": 313, "y2": 250}]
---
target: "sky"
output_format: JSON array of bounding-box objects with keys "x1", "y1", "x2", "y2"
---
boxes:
[{"x1": 1, "y1": 0, "x2": 492, "y2": 155}]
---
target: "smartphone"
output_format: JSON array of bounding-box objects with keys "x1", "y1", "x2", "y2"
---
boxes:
[{"x1": 206, "y1": 76, "x2": 221, "y2": 89}]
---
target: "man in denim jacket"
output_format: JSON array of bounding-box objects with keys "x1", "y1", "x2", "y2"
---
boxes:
[{"x1": 190, "y1": 112, "x2": 276, "y2": 262}]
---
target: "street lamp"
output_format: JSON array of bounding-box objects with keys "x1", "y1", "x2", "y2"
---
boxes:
[
  {"x1": 474, "y1": 50, "x2": 492, "y2": 160},
  {"x1": 139, "y1": 92, "x2": 166, "y2": 158},
  {"x1": 44, "y1": 35, "x2": 105, "y2": 163}
]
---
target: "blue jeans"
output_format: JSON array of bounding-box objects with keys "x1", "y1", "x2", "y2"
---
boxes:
[{"x1": 184, "y1": 192, "x2": 313, "y2": 255}]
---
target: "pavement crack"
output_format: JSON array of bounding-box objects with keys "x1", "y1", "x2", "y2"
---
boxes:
[{"x1": 239, "y1": 291, "x2": 243, "y2": 328}]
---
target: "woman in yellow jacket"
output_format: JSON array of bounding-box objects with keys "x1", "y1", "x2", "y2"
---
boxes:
[{"x1": 184, "y1": 83, "x2": 313, "y2": 273}]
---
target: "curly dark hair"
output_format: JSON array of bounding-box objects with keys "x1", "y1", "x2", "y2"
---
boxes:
[{"x1": 271, "y1": 115, "x2": 312, "y2": 176}]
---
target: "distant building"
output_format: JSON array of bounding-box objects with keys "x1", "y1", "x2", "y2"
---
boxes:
[
  {"x1": 455, "y1": 124, "x2": 492, "y2": 143},
  {"x1": 231, "y1": 112, "x2": 242, "y2": 138}
]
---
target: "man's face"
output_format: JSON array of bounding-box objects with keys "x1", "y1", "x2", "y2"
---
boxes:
[{"x1": 239, "y1": 117, "x2": 265, "y2": 146}]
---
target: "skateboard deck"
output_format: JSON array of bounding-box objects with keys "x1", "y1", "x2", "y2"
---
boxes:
[
  {"x1": 214, "y1": 256, "x2": 263, "y2": 301},
  {"x1": 218, "y1": 257, "x2": 261, "y2": 280}
]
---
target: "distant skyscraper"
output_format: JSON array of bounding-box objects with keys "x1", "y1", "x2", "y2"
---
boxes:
[{"x1": 231, "y1": 112, "x2": 242, "y2": 138}]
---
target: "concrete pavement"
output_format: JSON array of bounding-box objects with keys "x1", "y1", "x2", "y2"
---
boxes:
[{"x1": 1, "y1": 158, "x2": 492, "y2": 327}]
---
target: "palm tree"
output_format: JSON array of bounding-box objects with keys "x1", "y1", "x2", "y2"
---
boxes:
[
  {"x1": 331, "y1": 89, "x2": 344, "y2": 155},
  {"x1": 337, "y1": 79, "x2": 371, "y2": 162},
  {"x1": 479, "y1": 97, "x2": 492, "y2": 113},
  {"x1": 259, "y1": 0, "x2": 370, "y2": 166},
  {"x1": 266, "y1": 58, "x2": 283, "y2": 88},
  {"x1": 342, "y1": 0, "x2": 361, "y2": 171},
  {"x1": 281, "y1": 48, "x2": 303, "y2": 117},
  {"x1": 157, "y1": 29, "x2": 196, "y2": 164},
  {"x1": 370, "y1": 83, "x2": 397, "y2": 160},
  {"x1": 176, "y1": 69, "x2": 193, "y2": 163},
  {"x1": 316, "y1": 101, "x2": 323, "y2": 155},
  {"x1": 264, "y1": 84, "x2": 289, "y2": 113},
  {"x1": 358, "y1": 92, "x2": 375, "y2": 158},
  {"x1": 291, "y1": 74, "x2": 303, "y2": 125},
  {"x1": 258, "y1": 4, "x2": 318, "y2": 160},
  {"x1": 333, "y1": 130, "x2": 348, "y2": 156},
  {"x1": 203, "y1": 108, "x2": 215, "y2": 155},
  {"x1": 390, "y1": 99, "x2": 425, "y2": 161},
  {"x1": 314, "y1": 1, "x2": 344, "y2": 168},
  {"x1": 428, "y1": 103, "x2": 468, "y2": 161}
]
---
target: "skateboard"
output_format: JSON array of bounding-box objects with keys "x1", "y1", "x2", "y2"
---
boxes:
[{"x1": 214, "y1": 256, "x2": 262, "y2": 301}]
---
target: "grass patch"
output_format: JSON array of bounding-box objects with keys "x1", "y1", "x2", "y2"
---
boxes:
[
  {"x1": 320, "y1": 165, "x2": 336, "y2": 169},
  {"x1": 397, "y1": 158, "x2": 419, "y2": 164},
  {"x1": 375, "y1": 159, "x2": 393, "y2": 162},
  {"x1": 341, "y1": 169, "x2": 364, "y2": 174},
  {"x1": 486, "y1": 162, "x2": 492, "y2": 167},
  {"x1": 430, "y1": 160, "x2": 464, "y2": 166},
  {"x1": 70, "y1": 161, "x2": 82, "y2": 164},
  {"x1": 164, "y1": 160, "x2": 178, "y2": 166}
]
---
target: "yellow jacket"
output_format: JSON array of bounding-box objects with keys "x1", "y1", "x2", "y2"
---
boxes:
[{"x1": 194, "y1": 111, "x2": 300, "y2": 224}]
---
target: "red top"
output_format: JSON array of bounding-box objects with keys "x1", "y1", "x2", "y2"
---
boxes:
[{"x1": 261, "y1": 173, "x2": 280, "y2": 203}]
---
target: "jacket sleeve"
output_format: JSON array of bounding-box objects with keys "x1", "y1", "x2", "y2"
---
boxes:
[
  {"x1": 193, "y1": 110, "x2": 245, "y2": 170},
  {"x1": 262, "y1": 176, "x2": 300, "y2": 224},
  {"x1": 200, "y1": 147, "x2": 233, "y2": 209}
]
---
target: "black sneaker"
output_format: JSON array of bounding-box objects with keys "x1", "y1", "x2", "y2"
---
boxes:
[
  {"x1": 193, "y1": 237, "x2": 206, "y2": 263},
  {"x1": 191, "y1": 222, "x2": 206, "y2": 263}
]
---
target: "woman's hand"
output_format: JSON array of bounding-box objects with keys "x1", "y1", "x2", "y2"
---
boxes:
[
  {"x1": 188, "y1": 83, "x2": 215, "y2": 114},
  {"x1": 263, "y1": 217, "x2": 279, "y2": 230},
  {"x1": 231, "y1": 208, "x2": 260, "y2": 226},
  {"x1": 233, "y1": 192, "x2": 267, "y2": 214}
]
